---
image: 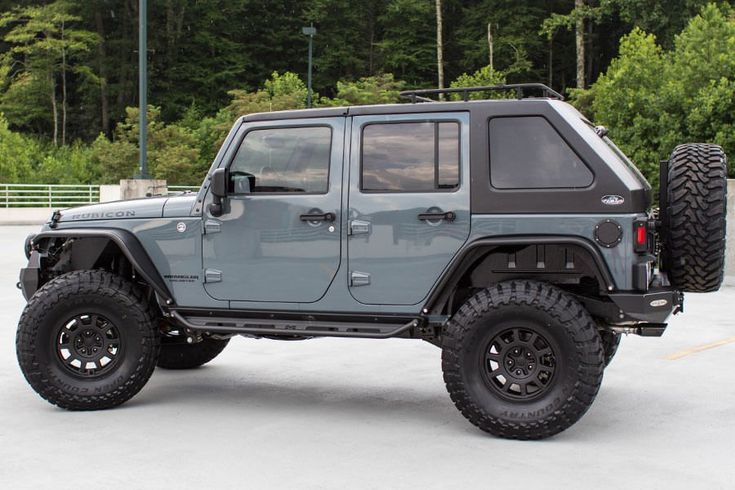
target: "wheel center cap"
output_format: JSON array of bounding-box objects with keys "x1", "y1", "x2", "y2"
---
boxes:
[
  {"x1": 504, "y1": 345, "x2": 537, "y2": 379},
  {"x1": 74, "y1": 330, "x2": 104, "y2": 358}
]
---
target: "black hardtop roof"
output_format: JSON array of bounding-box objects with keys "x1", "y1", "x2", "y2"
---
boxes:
[
  {"x1": 240, "y1": 83, "x2": 564, "y2": 123},
  {"x1": 240, "y1": 97, "x2": 563, "y2": 123}
]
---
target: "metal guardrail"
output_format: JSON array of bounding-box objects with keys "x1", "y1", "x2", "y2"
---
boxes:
[
  {"x1": 167, "y1": 185, "x2": 200, "y2": 195},
  {"x1": 1, "y1": 184, "x2": 100, "y2": 208}
]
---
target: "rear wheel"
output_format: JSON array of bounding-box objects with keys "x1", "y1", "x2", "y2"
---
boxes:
[
  {"x1": 157, "y1": 335, "x2": 230, "y2": 370},
  {"x1": 442, "y1": 281, "x2": 604, "y2": 440},
  {"x1": 599, "y1": 330, "x2": 622, "y2": 367},
  {"x1": 662, "y1": 143, "x2": 727, "y2": 292},
  {"x1": 16, "y1": 270, "x2": 160, "y2": 410}
]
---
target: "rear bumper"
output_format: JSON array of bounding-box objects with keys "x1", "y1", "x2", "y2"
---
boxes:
[{"x1": 608, "y1": 288, "x2": 683, "y2": 324}]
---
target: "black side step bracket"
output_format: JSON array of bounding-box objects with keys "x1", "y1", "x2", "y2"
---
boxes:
[{"x1": 171, "y1": 311, "x2": 420, "y2": 339}]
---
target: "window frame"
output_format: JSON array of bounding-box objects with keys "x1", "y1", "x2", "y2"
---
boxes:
[
  {"x1": 226, "y1": 124, "x2": 334, "y2": 196},
  {"x1": 359, "y1": 119, "x2": 462, "y2": 194},
  {"x1": 488, "y1": 115, "x2": 595, "y2": 191}
]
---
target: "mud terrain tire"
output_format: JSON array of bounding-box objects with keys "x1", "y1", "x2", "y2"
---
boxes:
[
  {"x1": 16, "y1": 270, "x2": 160, "y2": 410},
  {"x1": 442, "y1": 280, "x2": 604, "y2": 440},
  {"x1": 662, "y1": 144, "x2": 727, "y2": 292}
]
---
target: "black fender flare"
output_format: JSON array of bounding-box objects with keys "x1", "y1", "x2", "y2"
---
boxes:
[
  {"x1": 33, "y1": 228, "x2": 174, "y2": 305},
  {"x1": 422, "y1": 235, "x2": 616, "y2": 314}
]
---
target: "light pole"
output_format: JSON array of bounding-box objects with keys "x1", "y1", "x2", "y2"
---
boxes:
[
  {"x1": 302, "y1": 24, "x2": 316, "y2": 108},
  {"x1": 138, "y1": 0, "x2": 148, "y2": 178}
]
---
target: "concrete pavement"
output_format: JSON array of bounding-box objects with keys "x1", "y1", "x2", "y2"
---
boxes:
[{"x1": 1, "y1": 225, "x2": 734, "y2": 489}]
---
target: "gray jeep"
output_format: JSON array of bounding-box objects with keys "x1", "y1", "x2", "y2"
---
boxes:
[{"x1": 16, "y1": 84, "x2": 728, "y2": 440}]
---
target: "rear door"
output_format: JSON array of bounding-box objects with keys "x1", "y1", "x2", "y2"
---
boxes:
[{"x1": 347, "y1": 112, "x2": 471, "y2": 305}]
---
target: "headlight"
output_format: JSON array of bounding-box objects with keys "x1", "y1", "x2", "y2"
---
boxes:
[{"x1": 24, "y1": 233, "x2": 36, "y2": 259}]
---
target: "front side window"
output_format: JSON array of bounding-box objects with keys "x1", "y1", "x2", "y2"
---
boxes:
[
  {"x1": 361, "y1": 121, "x2": 460, "y2": 192},
  {"x1": 229, "y1": 126, "x2": 331, "y2": 193},
  {"x1": 489, "y1": 117, "x2": 593, "y2": 189}
]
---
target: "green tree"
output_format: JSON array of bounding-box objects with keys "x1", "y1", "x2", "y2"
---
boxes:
[
  {"x1": 449, "y1": 65, "x2": 507, "y2": 99},
  {"x1": 89, "y1": 105, "x2": 202, "y2": 185},
  {"x1": 458, "y1": 1, "x2": 546, "y2": 81},
  {"x1": 0, "y1": 1, "x2": 98, "y2": 145},
  {"x1": 378, "y1": 0, "x2": 435, "y2": 85},
  {"x1": 225, "y1": 71, "x2": 308, "y2": 117},
  {"x1": 321, "y1": 73, "x2": 404, "y2": 105},
  {"x1": 659, "y1": 2, "x2": 735, "y2": 158},
  {"x1": 585, "y1": 28, "x2": 665, "y2": 177},
  {"x1": 583, "y1": 3, "x2": 735, "y2": 183},
  {"x1": 0, "y1": 113, "x2": 35, "y2": 182}
]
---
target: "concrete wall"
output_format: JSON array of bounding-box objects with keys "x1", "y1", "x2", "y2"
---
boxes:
[
  {"x1": 100, "y1": 185, "x2": 121, "y2": 203},
  {"x1": 120, "y1": 179, "x2": 167, "y2": 200},
  {"x1": 724, "y1": 180, "x2": 735, "y2": 285},
  {"x1": 0, "y1": 208, "x2": 54, "y2": 226}
]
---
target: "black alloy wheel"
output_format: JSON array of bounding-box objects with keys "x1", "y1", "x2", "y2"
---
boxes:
[
  {"x1": 442, "y1": 280, "x2": 604, "y2": 440},
  {"x1": 482, "y1": 327, "x2": 557, "y2": 401},
  {"x1": 56, "y1": 313, "x2": 122, "y2": 378},
  {"x1": 17, "y1": 270, "x2": 160, "y2": 410}
]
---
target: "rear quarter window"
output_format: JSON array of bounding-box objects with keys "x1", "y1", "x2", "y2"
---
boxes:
[{"x1": 489, "y1": 116, "x2": 593, "y2": 189}]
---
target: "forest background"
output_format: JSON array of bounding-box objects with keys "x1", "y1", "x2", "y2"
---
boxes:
[{"x1": 0, "y1": 0, "x2": 734, "y2": 186}]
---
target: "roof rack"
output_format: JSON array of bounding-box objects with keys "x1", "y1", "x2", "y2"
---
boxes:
[{"x1": 399, "y1": 83, "x2": 564, "y2": 103}]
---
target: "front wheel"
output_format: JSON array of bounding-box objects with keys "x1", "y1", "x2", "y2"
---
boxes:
[
  {"x1": 442, "y1": 281, "x2": 604, "y2": 440},
  {"x1": 16, "y1": 270, "x2": 160, "y2": 410}
]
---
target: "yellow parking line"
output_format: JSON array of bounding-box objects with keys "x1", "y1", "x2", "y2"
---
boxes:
[{"x1": 665, "y1": 336, "x2": 735, "y2": 360}]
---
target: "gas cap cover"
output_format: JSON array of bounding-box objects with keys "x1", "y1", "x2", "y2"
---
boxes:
[{"x1": 594, "y1": 220, "x2": 623, "y2": 248}]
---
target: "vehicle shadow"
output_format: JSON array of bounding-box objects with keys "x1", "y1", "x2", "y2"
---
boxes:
[
  {"x1": 130, "y1": 365, "x2": 667, "y2": 441},
  {"x1": 136, "y1": 365, "x2": 470, "y2": 431}
]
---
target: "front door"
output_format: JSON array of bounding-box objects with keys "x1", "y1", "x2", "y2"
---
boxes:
[
  {"x1": 202, "y1": 117, "x2": 345, "y2": 303},
  {"x1": 347, "y1": 113, "x2": 471, "y2": 305}
]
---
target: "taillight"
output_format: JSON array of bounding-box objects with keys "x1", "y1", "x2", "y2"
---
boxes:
[{"x1": 633, "y1": 220, "x2": 648, "y2": 252}]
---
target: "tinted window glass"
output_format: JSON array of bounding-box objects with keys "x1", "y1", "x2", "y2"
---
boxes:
[
  {"x1": 489, "y1": 117, "x2": 593, "y2": 189},
  {"x1": 438, "y1": 122, "x2": 460, "y2": 189},
  {"x1": 230, "y1": 126, "x2": 331, "y2": 193},
  {"x1": 362, "y1": 121, "x2": 460, "y2": 192}
]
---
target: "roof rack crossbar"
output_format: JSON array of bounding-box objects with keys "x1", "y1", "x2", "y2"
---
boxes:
[{"x1": 399, "y1": 83, "x2": 564, "y2": 103}]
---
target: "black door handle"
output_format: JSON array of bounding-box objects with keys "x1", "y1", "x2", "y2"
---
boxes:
[
  {"x1": 300, "y1": 212, "x2": 336, "y2": 222},
  {"x1": 418, "y1": 210, "x2": 456, "y2": 222}
]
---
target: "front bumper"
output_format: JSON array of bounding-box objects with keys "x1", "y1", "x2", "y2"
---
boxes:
[{"x1": 18, "y1": 252, "x2": 41, "y2": 301}]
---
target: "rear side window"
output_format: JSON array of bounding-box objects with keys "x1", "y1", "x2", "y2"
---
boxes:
[
  {"x1": 361, "y1": 121, "x2": 460, "y2": 192},
  {"x1": 489, "y1": 117, "x2": 593, "y2": 189},
  {"x1": 229, "y1": 126, "x2": 331, "y2": 194}
]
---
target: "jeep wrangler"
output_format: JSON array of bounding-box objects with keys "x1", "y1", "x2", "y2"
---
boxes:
[{"x1": 16, "y1": 84, "x2": 728, "y2": 440}]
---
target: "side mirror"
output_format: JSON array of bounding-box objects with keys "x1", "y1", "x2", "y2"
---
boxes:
[
  {"x1": 211, "y1": 168, "x2": 228, "y2": 198},
  {"x1": 209, "y1": 168, "x2": 228, "y2": 217}
]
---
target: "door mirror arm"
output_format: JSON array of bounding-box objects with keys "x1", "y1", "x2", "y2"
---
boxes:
[{"x1": 209, "y1": 168, "x2": 228, "y2": 217}]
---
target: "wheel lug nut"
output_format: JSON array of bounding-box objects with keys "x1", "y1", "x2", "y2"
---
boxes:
[{"x1": 515, "y1": 370, "x2": 522, "y2": 375}]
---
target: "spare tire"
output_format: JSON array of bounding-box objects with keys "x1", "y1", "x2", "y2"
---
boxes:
[{"x1": 662, "y1": 143, "x2": 727, "y2": 292}]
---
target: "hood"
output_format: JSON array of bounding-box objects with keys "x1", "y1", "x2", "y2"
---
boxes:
[
  {"x1": 58, "y1": 196, "x2": 170, "y2": 223},
  {"x1": 162, "y1": 193, "x2": 198, "y2": 217},
  {"x1": 56, "y1": 193, "x2": 199, "y2": 223}
]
